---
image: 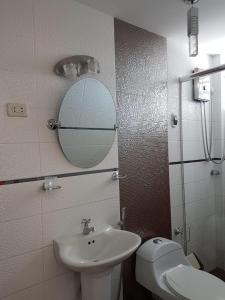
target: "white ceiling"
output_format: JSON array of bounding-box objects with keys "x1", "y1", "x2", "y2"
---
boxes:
[{"x1": 76, "y1": 0, "x2": 225, "y2": 54}]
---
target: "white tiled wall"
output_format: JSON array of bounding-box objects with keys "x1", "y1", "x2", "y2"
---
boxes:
[
  {"x1": 168, "y1": 39, "x2": 218, "y2": 271},
  {"x1": 0, "y1": 0, "x2": 120, "y2": 299}
]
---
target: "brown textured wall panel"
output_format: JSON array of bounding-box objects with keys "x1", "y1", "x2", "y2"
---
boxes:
[{"x1": 114, "y1": 19, "x2": 171, "y2": 300}]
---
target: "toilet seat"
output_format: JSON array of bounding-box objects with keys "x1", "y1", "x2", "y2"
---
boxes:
[{"x1": 165, "y1": 264, "x2": 225, "y2": 300}]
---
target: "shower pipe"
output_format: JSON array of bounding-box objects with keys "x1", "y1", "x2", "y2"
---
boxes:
[
  {"x1": 178, "y1": 81, "x2": 188, "y2": 254},
  {"x1": 201, "y1": 101, "x2": 225, "y2": 164},
  {"x1": 180, "y1": 63, "x2": 225, "y2": 83},
  {"x1": 178, "y1": 63, "x2": 225, "y2": 254}
]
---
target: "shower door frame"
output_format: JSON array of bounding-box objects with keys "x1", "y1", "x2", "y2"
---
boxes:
[{"x1": 179, "y1": 63, "x2": 225, "y2": 254}]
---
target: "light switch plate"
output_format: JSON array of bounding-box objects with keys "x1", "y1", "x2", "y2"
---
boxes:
[{"x1": 7, "y1": 103, "x2": 28, "y2": 117}]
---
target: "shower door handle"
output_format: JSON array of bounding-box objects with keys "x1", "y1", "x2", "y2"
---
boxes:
[{"x1": 187, "y1": 225, "x2": 191, "y2": 242}]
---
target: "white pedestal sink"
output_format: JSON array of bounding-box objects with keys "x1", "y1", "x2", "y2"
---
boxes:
[
  {"x1": 81, "y1": 269, "x2": 112, "y2": 300},
  {"x1": 54, "y1": 225, "x2": 141, "y2": 300}
]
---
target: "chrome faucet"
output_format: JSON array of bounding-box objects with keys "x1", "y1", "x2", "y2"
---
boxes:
[{"x1": 81, "y1": 218, "x2": 95, "y2": 235}]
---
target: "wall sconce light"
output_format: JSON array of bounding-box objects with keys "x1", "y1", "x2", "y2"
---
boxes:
[{"x1": 54, "y1": 55, "x2": 100, "y2": 80}]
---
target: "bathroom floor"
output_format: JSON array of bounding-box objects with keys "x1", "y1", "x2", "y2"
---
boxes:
[{"x1": 210, "y1": 268, "x2": 225, "y2": 282}]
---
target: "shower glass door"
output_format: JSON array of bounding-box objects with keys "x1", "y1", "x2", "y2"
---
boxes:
[{"x1": 180, "y1": 65, "x2": 225, "y2": 273}]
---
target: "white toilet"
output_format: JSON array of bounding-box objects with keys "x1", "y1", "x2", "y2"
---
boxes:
[{"x1": 135, "y1": 237, "x2": 225, "y2": 300}]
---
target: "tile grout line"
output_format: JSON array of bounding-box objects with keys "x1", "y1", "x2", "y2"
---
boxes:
[
  {"x1": 0, "y1": 197, "x2": 120, "y2": 263},
  {"x1": 0, "y1": 168, "x2": 118, "y2": 186},
  {"x1": 0, "y1": 196, "x2": 119, "y2": 224}
]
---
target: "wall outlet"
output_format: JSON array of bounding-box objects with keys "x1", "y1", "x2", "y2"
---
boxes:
[{"x1": 7, "y1": 103, "x2": 28, "y2": 117}]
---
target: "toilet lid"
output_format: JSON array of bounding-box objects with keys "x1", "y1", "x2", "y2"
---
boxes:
[{"x1": 165, "y1": 264, "x2": 225, "y2": 300}]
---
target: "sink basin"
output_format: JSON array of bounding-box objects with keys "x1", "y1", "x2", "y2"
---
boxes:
[{"x1": 54, "y1": 225, "x2": 141, "y2": 273}]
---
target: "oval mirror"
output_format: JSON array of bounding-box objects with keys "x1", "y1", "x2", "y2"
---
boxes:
[{"x1": 58, "y1": 78, "x2": 116, "y2": 168}]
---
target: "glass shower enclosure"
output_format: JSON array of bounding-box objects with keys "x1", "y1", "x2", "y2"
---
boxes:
[{"x1": 179, "y1": 59, "x2": 225, "y2": 273}]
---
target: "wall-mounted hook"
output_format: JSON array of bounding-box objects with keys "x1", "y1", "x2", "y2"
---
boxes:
[
  {"x1": 112, "y1": 171, "x2": 127, "y2": 181},
  {"x1": 42, "y1": 176, "x2": 62, "y2": 191}
]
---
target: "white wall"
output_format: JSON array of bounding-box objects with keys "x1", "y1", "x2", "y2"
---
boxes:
[
  {"x1": 0, "y1": 0, "x2": 119, "y2": 299},
  {"x1": 168, "y1": 39, "x2": 217, "y2": 271}
]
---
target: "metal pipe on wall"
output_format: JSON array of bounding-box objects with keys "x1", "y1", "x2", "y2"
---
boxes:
[
  {"x1": 179, "y1": 81, "x2": 188, "y2": 255},
  {"x1": 180, "y1": 63, "x2": 225, "y2": 82}
]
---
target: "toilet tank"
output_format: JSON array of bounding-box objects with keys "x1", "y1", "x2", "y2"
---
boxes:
[{"x1": 135, "y1": 238, "x2": 189, "y2": 292}]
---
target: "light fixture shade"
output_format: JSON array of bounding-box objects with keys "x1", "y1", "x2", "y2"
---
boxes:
[
  {"x1": 54, "y1": 55, "x2": 100, "y2": 80},
  {"x1": 189, "y1": 35, "x2": 198, "y2": 57},
  {"x1": 187, "y1": 6, "x2": 199, "y2": 57}
]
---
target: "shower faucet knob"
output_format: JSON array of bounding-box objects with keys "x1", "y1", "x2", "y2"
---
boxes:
[{"x1": 174, "y1": 226, "x2": 183, "y2": 236}]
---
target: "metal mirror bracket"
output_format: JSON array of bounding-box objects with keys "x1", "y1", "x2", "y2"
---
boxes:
[
  {"x1": 47, "y1": 119, "x2": 61, "y2": 130},
  {"x1": 54, "y1": 55, "x2": 100, "y2": 80}
]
